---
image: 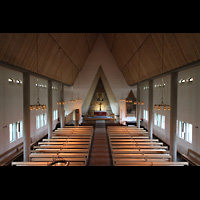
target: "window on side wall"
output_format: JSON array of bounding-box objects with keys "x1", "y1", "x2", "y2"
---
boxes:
[
  {"x1": 154, "y1": 113, "x2": 157, "y2": 125},
  {"x1": 40, "y1": 114, "x2": 44, "y2": 127},
  {"x1": 186, "y1": 123, "x2": 192, "y2": 143},
  {"x1": 9, "y1": 123, "x2": 16, "y2": 143},
  {"x1": 16, "y1": 121, "x2": 23, "y2": 138},
  {"x1": 178, "y1": 121, "x2": 185, "y2": 139},
  {"x1": 161, "y1": 115, "x2": 165, "y2": 129},
  {"x1": 157, "y1": 114, "x2": 161, "y2": 127},
  {"x1": 36, "y1": 115, "x2": 40, "y2": 129}
]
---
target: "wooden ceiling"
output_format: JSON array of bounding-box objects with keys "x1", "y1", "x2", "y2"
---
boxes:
[
  {"x1": 1, "y1": 33, "x2": 200, "y2": 86},
  {"x1": 103, "y1": 33, "x2": 200, "y2": 85},
  {"x1": 0, "y1": 33, "x2": 98, "y2": 85}
]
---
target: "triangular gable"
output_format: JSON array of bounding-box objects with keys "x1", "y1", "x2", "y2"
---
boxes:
[{"x1": 82, "y1": 66, "x2": 119, "y2": 116}]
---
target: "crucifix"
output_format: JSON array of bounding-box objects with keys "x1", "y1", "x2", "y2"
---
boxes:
[{"x1": 99, "y1": 102, "x2": 102, "y2": 111}]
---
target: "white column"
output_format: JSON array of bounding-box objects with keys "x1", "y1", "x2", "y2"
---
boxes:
[
  {"x1": 137, "y1": 84, "x2": 141, "y2": 128},
  {"x1": 48, "y1": 80, "x2": 52, "y2": 139},
  {"x1": 148, "y1": 80, "x2": 153, "y2": 139},
  {"x1": 59, "y1": 83, "x2": 65, "y2": 128},
  {"x1": 23, "y1": 72, "x2": 30, "y2": 162},
  {"x1": 170, "y1": 72, "x2": 178, "y2": 161}
]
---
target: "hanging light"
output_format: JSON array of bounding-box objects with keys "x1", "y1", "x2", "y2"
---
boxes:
[
  {"x1": 30, "y1": 34, "x2": 47, "y2": 111},
  {"x1": 154, "y1": 33, "x2": 170, "y2": 111}
]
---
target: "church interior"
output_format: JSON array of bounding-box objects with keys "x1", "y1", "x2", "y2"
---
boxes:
[{"x1": 0, "y1": 33, "x2": 200, "y2": 166}]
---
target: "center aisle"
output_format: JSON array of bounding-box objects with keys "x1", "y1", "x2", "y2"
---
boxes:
[{"x1": 88, "y1": 121, "x2": 112, "y2": 166}]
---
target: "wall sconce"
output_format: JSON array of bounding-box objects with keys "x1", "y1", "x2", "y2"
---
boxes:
[
  {"x1": 186, "y1": 77, "x2": 194, "y2": 83},
  {"x1": 16, "y1": 79, "x2": 23, "y2": 85},
  {"x1": 8, "y1": 78, "x2": 15, "y2": 84}
]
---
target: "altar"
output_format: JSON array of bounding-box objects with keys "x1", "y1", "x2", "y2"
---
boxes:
[{"x1": 94, "y1": 111, "x2": 107, "y2": 116}]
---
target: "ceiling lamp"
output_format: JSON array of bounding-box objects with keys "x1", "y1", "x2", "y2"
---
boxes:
[
  {"x1": 30, "y1": 34, "x2": 47, "y2": 111},
  {"x1": 57, "y1": 101, "x2": 67, "y2": 105},
  {"x1": 134, "y1": 100, "x2": 144, "y2": 105},
  {"x1": 154, "y1": 33, "x2": 170, "y2": 111}
]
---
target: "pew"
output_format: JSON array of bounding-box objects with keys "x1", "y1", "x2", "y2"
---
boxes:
[
  {"x1": 12, "y1": 126, "x2": 94, "y2": 166},
  {"x1": 12, "y1": 161, "x2": 85, "y2": 166},
  {"x1": 107, "y1": 126, "x2": 188, "y2": 166},
  {"x1": 115, "y1": 161, "x2": 188, "y2": 166}
]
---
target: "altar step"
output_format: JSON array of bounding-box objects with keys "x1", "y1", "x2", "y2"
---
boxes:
[{"x1": 88, "y1": 124, "x2": 112, "y2": 166}]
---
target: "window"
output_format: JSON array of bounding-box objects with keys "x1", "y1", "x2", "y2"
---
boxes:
[
  {"x1": 177, "y1": 120, "x2": 192, "y2": 143},
  {"x1": 16, "y1": 121, "x2": 23, "y2": 138},
  {"x1": 161, "y1": 115, "x2": 165, "y2": 129},
  {"x1": 9, "y1": 123, "x2": 16, "y2": 142},
  {"x1": 36, "y1": 115, "x2": 40, "y2": 129},
  {"x1": 44, "y1": 113, "x2": 47, "y2": 125},
  {"x1": 178, "y1": 121, "x2": 185, "y2": 139},
  {"x1": 186, "y1": 123, "x2": 192, "y2": 143},
  {"x1": 56, "y1": 110, "x2": 58, "y2": 119},
  {"x1": 53, "y1": 110, "x2": 58, "y2": 120},
  {"x1": 157, "y1": 114, "x2": 161, "y2": 127},
  {"x1": 154, "y1": 113, "x2": 157, "y2": 125},
  {"x1": 143, "y1": 110, "x2": 148, "y2": 121},
  {"x1": 176, "y1": 120, "x2": 179, "y2": 136},
  {"x1": 40, "y1": 114, "x2": 44, "y2": 127},
  {"x1": 143, "y1": 110, "x2": 146, "y2": 120},
  {"x1": 146, "y1": 110, "x2": 148, "y2": 121}
]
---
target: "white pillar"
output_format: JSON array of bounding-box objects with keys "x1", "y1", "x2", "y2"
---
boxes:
[
  {"x1": 170, "y1": 72, "x2": 178, "y2": 161},
  {"x1": 137, "y1": 84, "x2": 141, "y2": 128},
  {"x1": 148, "y1": 80, "x2": 153, "y2": 139},
  {"x1": 59, "y1": 83, "x2": 65, "y2": 128},
  {"x1": 23, "y1": 72, "x2": 30, "y2": 162},
  {"x1": 48, "y1": 80, "x2": 52, "y2": 139}
]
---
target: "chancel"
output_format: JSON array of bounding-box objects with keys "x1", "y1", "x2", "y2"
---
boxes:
[{"x1": 0, "y1": 33, "x2": 200, "y2": 166}]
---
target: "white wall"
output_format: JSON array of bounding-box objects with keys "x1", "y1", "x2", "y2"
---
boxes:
[
  {"x1": 177, "y1": 65, "x2": 200, "y2": 155},
  {"x1": 0, "y1": 66, "x2": 23, "y2": 155},
  {"x1": 140, "y1": 66, "x2": 200, "y2": 156},
  {"x1": 0, "y1": 66, "x2": 61, "y2": 161},
  {"x1": 67, "y1": 34, "x2": 135, "y2": 123}
]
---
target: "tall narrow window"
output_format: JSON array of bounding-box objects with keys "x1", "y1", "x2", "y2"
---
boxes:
[
  {"x1": 36, "y1": 115, "x2": 40, "y2": 129},
  {"x1": 157, "y1": 114, "x2": 161, "y2": 127},
  {"x1": 186, "y1": 123, "x2": 192, "y2": 143},
  {"x1": 176, "y1": 120, "x2": 179, "y2": 135},
  {"x1": 44, "y1": 113, "x2": 47, "y2": 125},
  {"x1": 9, "y1": 123, "x2": 16, "y2": 142},
  {"x1": 143, "y1": 110, "x2": 146, "y2": 120},
  {"x1": 146, "y1": 110, "x2": 148, "y2": 121},
  {"x1": 161, "y1": 115, "x2": 165, "y2": 129},
  {"x1": 16, "y1": 121, "x2": 23, "y2": 138},
  {"x1": 154, "y1": 113, "x2": 157, "y2": 125},
  {"x1": 40, "y1": 114, "x2": 44, "y2": 127},
  {"x1": 56, "y1": 110, "x2": 58, "y2": 119},
  {"x1": 179, "y1": 121, "x2": 185, "y2": 139}
]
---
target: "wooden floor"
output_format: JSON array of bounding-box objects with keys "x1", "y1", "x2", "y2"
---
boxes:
[{"x1": 88, "y1": 121, "x2": 112, "y2": 166}]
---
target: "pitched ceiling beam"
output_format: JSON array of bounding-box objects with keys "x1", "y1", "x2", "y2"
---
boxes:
[
  {"x1": 120, "y1": 33, "x2": 151, "y2": 71},
  {"x1": 110, "y1": 33, "x2": 116, "y2": 52},
  {"x1": 85, "y1": 33, "x2": 91, "y2": 52},
  {"x1": 48, "y1": 33, "x2": 80, "y2": 72}
]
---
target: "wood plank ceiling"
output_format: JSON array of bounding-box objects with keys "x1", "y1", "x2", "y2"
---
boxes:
[
  {"x1": 102, "y1": 33, "x2": 200, "y2": 85},
  {"x1": 1, "y1": 33, "x2": 200, "y2": 86},
  {"x1": 0, "y1": 33, "x2": 98, "y2": 85}
]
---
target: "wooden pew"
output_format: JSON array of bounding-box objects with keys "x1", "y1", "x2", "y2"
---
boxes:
[
  {"x1": 107, "y1": 126, "x2": 188, "y2": 166},
  {"x1": 12, "y1": 126, "x2": 94, "y2": 166},
  {"x1": 181, "y1": 149, "x2": 200, "y2": 166},
  {"x1": 114, "y1": 161, "x2": 189, "y2": 166},
  {"x1": 12, "y1": 161, "x2": 85, "y2": 166}
]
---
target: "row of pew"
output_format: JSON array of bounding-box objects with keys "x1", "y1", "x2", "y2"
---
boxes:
[
  {"x1": 12, "y1": 126, "x2": 94, "y2": 166},
  {"x1": 107, "y1": 126, "x2": 188, "y2": 166}
]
